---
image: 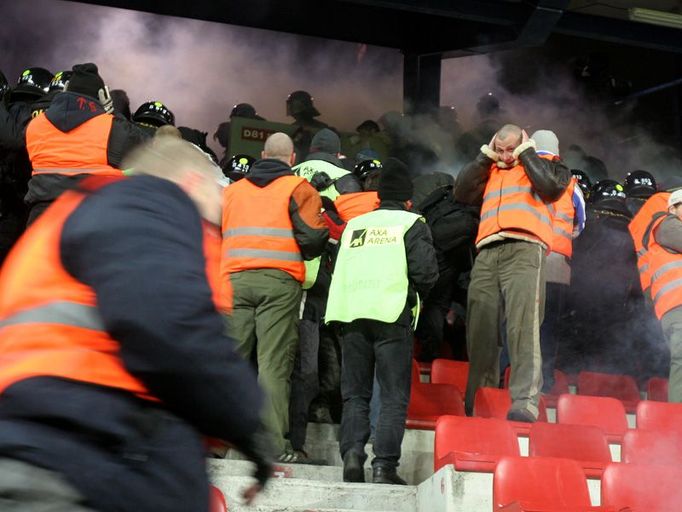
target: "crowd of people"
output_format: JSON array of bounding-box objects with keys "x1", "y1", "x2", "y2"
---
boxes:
[{"x1": 0, "y1": 61, "x2": 681, "y2": 510}]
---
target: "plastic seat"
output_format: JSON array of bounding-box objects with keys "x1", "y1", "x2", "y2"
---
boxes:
[
  {"x1": 556, "y1": 394, "x2": 628, "y2": 443},
  {"x1": 577, "y1": 371, "x2": 640, "y2": 413},
  {"x1": 636, "y1": 400, "x2": 682, "y2": 432},
  {"x1": 647, "y1": 377, "x2": 668, "y2": 402},
  {"x1": 474, "y1": 387, "x2": 548, "y2": 435},
  {"x1": 493, "y1": 456, "x2": 603, "y2": 511},
  {"x1": 210, "y1": 485, "x2": 228, "y2": 512},
  {"x1": 407, "y1": 360, "x2": 465, "y2": 429},
  {"x1": 504, "y1": 367, "x2": 570, "y2": 408},
  {"x1": 621, "y1": 428, "x2": 682, "y2": 466},
  {"x1": 529, "y1": 423, "x2": 611, "y2": 478},
  {"x1": 434, "y1": 415, "x2": 519, "y2": 472},
  {"x1": 430, "y1": 359, "x2": 469, "y2": 395},
  {"x1": 602, "y1": 462, "x2": 682, "y2": 511}
]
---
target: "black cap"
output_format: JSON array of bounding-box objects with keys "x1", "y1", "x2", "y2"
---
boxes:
[
  {"x1": 67, "y1": 63, "x2": 105, "y2": 98},
  {"x1": 310, "y1": 128, "x2": 340, "y2": 155},
  {"x1": 378, "y1": 158, "x2": 413, "y2": 202},
  {"x1": 230, "y1": 103, "x2": 264, "y2": 120}
]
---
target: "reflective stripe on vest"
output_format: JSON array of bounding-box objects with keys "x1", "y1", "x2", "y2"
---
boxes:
[
  {"x1": 629, "y1": 192, "x2": 671, "y2": 294},
  {"x1": 221, "y1": 175, "x2": 306, "y2": 282},
  {"x1": 549, "y1": 179, "x2": 577, "y2": 258},
  {"x1": 0, "y1": 301, "x2": 103, "y2": 330},
  {"x1": 326, "y1": 209, "x2": 422, "y2": 324},
  {"x1": 26, "y1": 112, "x2": 121, "y2": 177},
  {"x1": 475, "y1": 158, "x2": 556, "y2": 249},
  {"x1": 647, "y1": 213, "x2": 682, "y2": 319}
]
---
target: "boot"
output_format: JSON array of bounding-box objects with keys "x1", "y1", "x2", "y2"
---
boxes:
[
  {"x1": 372, "y1": 466, "x2": 407, "y2": 485},
  {"x1": 342, "y1": 451, "x2": 365, "y2": 483}
]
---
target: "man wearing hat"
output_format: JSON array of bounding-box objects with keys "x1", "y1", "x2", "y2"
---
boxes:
[
  {"x1": 326, "y1": 158, "x2": 438, "y2": 485},
  {"x1": 24, "y1": 63, "x2": 147, "y2": 223},
  {"x1": 644, "y1": 189, "x2": 682, "y2": 401}
]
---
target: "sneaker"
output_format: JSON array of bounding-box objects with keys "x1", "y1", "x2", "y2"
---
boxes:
[
  {"x1": 506, "y1": 408, "x2": 537, "y2": 423},
  {"x1": 277, "y1": 449, "x2": 326, "y2": 465}
]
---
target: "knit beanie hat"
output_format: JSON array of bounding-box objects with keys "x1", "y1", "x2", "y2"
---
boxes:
[
  {"x1": 378, "y1": 158, "x2": 413, "y2": 201},
  {"x1": 310, "y1": 128, "x2": 341, "y2": 154},
  {"x1": 66, "y1": 63, "x2": 105, "y2": 98},
  {"x1": 530, "y1": 130, "x2": 559, "y2": 156}
]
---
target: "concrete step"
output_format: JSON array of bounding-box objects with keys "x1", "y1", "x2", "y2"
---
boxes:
[
  {"x1": 212, "y1": 474, "x2": 417, "y2": 512},
  {"x1": 208, "y1": 459, "x2": 373, "y2": 483}
]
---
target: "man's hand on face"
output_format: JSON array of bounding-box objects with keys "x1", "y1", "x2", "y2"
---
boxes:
[{"x1": 521, "y1": 130, "x2": 529, "y2": 144}]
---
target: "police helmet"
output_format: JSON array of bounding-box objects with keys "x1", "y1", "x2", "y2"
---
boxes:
[
  {"x1": 48, "y1": 71, "x2": 72, "y2": 93},
  {"x1": 286, "y1": 90, "x2": 320, "y2": 118},
  {"x1": 133, "y1": 101, "x2": 175, "y2": 127},
  {"x1": 230, "y1": 103, "x2": 264, "y2": 120},
  {"x1": 571, "y1": 169, "x2": 592, "y2": 196},
  {"x1": 354, "y1": 159, "x2": 383, "y2": 181},
  {"x1": 624, "y1": 170, "x2": 656, "y2": 198},
  {"x1": 590, "y1": 179, "x2": 627, "y2": 213},
  {"x1": 224, "y1": 154, "x2": 255, "y2": 181},
  {"x1": 13, "y1": 67, "x2": 53, "y2": 99}
]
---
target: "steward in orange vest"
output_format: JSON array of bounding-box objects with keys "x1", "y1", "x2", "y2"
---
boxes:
[
  {"x1": 0, "y1": 141, "x2": 269, "y2": 511},
  {"x1": 455, "y1": 126, "x2": 571, "y2": 421},
  {"x1": 24, "y1": 63, "x2": 147, "y2": 224}
]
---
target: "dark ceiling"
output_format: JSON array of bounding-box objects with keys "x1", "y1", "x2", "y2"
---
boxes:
[{"x1": 71, "y1": 0, "x2": 682, "y2": 56}]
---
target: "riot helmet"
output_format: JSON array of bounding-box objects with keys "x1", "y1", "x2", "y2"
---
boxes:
[
  {"x1": 353, "y1": 159, "x2": 383, "y2": 182},
  {"x1": 48, "y1": 71, "x2": 72, "y2": 93},
  {"x1": 624, "y1": 170, "x2": 656, "y2": 199},
  {"x1": 133, "y1": 101, "x2": 175, "y2": 127},
  {"x1": 286, "y1": 90, "x2": 320, "y2": 118},
  {"x1": 11, "y1": 67, "x2": 53, "y2": 100},
  {"x1": 230, "y1": 103, "x2": 264, "y2": 120},
  {"x1": 590, "y1": 179, "x2": 628, "y2": 213},
  {"x1": 571, "y1": 169, "x2": 592, "y2": 197},
  {"x1": 224, "y1": 154, "x2": 255, "y2": 181}
]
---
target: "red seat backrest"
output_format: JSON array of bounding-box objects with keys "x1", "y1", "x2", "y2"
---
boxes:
[
  {"x1": 602, "y1": 462, "x2": 682, "y2": 511},
  {"x1": 577, "y1": 371, "x2": 640, "y2": 411},
  {"x1": 430, "y1": 359, "x2": 469, "y2": 395},
  {"x1": 407, "y1": 381, "x2": 465, "y2": 429},
  {"x1": 494, "y1": 456, "x2": 592, "y2": 509},
  {"x1": 434, "y1": 415, "x2": 519, "y2": 472},
  {"x1": 474, "y1": 387, "x2": 548, "y2": 422},
  {"x1": 210, "y1": 485, "x2": 227, "y2": 512},
  {"x1": 636, "y1": 400, "x2": 682, "y2": 432},
  {"x1": 529, "y1": 423, "x2": 611, "y2": 478},
  {"x1": 556, "y1": 394, "x2": 628, "y2": 442},
  {"x1": 622, "y1": 428, "x2": 682, "y2": 466},
  {"x1": 646, "y1": 377, "x2": 669, "y2": 402}
]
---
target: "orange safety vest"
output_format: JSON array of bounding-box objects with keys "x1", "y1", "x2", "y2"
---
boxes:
[
  {"x1": 221, "y1": 175, "x2": 306, "y2": 282},
  {"x1": 476, "y1": 157, "x2": 555, "y2": 250},
  {"x1": 629, "y1": 192, "x2": 671, "y2": 294},
  {"x1": 203, "y1": 221, "x2": 231, "y2": 314},
  {"x1": 0, "y1": 176, "x2": 223, "y2": 399},
  {"x1": 26, "y1": 112, "x2": 122, "y2": 177},
  {"x1": 334, "y1": 191, "x2": 380, "y2": 222},
  {"x1": 549, "y1": 178, "x2": 577, "y2": 258},
  {"x1": 645, "y1": 213, "x2": 682, "y2": 319}
]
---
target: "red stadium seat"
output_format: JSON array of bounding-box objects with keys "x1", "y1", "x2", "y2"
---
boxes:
[
  {"x1": 502, "y1": 368, "x2": 569, "y2": 408},
  {"x1": 210, "y1": 485, "x2": 227, "y2": 512},
  {"x1": 430, "y1": 359, "x2": 469, "y2": 395},
  {"x1": 474, "y1": 387, "x2": 548, "y2": 435},
  {"x1": 621, "y1": 429, "x2": 682, "y2": 466},
  {"x1": 602, "y1": 462, "x2": 682, "y2": 511},
  {"x1": 493, "y1": 456, "x2": 602, "y2": 511},
  {"x1": 407, "y1": 360, "x2": 465, "y2": 429},
  {"x1": 529, "y1": 423, "x2": 611, "y2": 478},
  {"x1": 434, "y1": 415, "x2": 519, "y2": 472},
  {"x1": 556, "y1": 394, "x2": 628, "y2": 443},
  {"x1": 647, "y1": 377, "x2": 669, "y2": 402},
  {"x1": 577, "y1": 371, "x2": 640, "y2": 413},
  {"x1": 636, "y1": 400, "x2": 682, "y2": 432}
]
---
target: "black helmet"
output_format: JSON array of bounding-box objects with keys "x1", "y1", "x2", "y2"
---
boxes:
[
  {"x1": 624, "y1": 170, "x2": 656, "y2": 198},
  {"x1": 48, "y1": 70, "x2": 72, "y2": 93},
  {"x1": 590, "y1": 179, "x2": 627, "y2": 213},
  {"x1": 230, "y1": 103, "x2": 264, "y2": 120},
  {"x1": 12, "y1": 67, "x2": 53, "y2": 99},
  {"x1": 0, "y1": 70, "x2": 8, "y2": 99},
  {"x1": 354, "y1": 159, "x2": 383, "y2": 181},
  {"x1": 571, "y1": 169, "x2": 592, "y2": 196},
  {"x1": 286, "y1": 90, "x2": 320, "y2": 118},
  {"x1": 133, "y1": 101, "x2": 175, "y2": 127},
  {"x1": 224, "y1": 154, "x2": 255, "y2": 181}
]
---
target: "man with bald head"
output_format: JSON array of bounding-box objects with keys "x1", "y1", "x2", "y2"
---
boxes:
[
  {"x1": 455, "y1": 124, "x2": 570, "y2": 422},
  {"x1": 221, "y1": 132, "x2": 329, "y2": 456}
]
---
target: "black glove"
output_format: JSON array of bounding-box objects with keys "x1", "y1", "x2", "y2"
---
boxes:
[{"x1": 236, "y1": 424, "x2": 274, "y2": 488}]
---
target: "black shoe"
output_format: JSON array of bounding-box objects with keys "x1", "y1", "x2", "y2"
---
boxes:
[
  {"x1": 372, "y1": 466, "x2": 407, "y2": 485},
  {"x1": 507, "y1": 408, "x2": 537, "y2": 423},
  {"x1": 343, "y1": 451, "x2": 365, "y2": 483}
]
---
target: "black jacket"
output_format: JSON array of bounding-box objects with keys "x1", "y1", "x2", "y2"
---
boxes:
[
  {"x1": 454, "y1": 146, "x2": 571, "y2": 206},
  {"x1": 0, "y1": 176, "x2": 264, "y2": 512},
  {"x1": 246, "y1": 158, "x2": 329, "y2": 260},
  {"x1": 24, "y1": 92, "x2": 148, "y2": 207}
]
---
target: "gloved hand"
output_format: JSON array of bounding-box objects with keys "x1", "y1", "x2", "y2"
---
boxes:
[
  {"x1": 98, "y1": 86, "x2": 114, "y2": 114},
  {"x1": 236, "y1": 424, "x2": 274, "y2": 504}
]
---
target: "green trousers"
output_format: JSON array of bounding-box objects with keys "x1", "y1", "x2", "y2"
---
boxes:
[
  {"x1": 662, "y1": 306, "x2": 682, "y2": 403},
  {"x1": 227, "y1": 269, "x2": 303, "y2": 453},
  {"x1": 465, "y1": 240, "x2": 546, "y2": 418}
]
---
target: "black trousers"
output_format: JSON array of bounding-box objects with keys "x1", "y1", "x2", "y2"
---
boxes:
[
  {"x1": 338, "y1": 314, "x2": 413, "y2": 470},
  {"x1": 416, "y1": 267, "x2": 455, "y2": 361},
  {"x1": 540, "y1": 282, "x2": 567, "y2": 391}
]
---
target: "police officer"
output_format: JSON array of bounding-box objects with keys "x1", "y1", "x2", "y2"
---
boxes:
[
  {"x1": 29, "y1": 70, "x2": 72, "y2": 119},
  {"x1": 223, "y1": 153, "x2": 256, "y2": 182},
  {"x1": 132, "y1": 100, "x2": 175, "y2": 137},
  {"x1": 287, "y1": 90, "x2": 329, "y2": 161},
  {"x1": 624, "y1": 170, "x2": 657, "y2": 217},
  {"x1": 327, "y1": 158, "x2": 438, "y2": 485}
]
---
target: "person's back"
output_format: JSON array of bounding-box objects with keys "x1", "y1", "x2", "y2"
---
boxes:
[{"x1": 0, "y1": 138, "x2": 271, "y2": 511}]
